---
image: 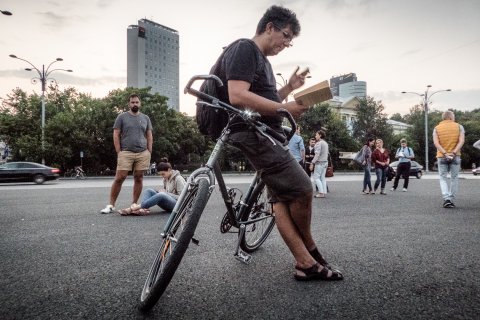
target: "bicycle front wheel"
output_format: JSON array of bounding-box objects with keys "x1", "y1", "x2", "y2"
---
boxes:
[
  {"x1": 239, "y1": 181, "x2": 275, "y2": 253},
  {"x1": 138, "y1": 178, "x2": 210, "y2": 312}
]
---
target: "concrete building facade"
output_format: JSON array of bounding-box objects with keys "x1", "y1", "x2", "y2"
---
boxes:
[{"x1": 127, "y1": 19, "x2": 179, "y2": 111}]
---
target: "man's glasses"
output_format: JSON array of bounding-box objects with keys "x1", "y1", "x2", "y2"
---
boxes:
[{"x1": 272, "y1": 22, "x2": 293, "y2": 47}]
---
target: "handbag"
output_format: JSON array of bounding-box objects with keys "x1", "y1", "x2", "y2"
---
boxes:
[{"x1": 326, "y1": 153, "x2": 334, "y2": 177}]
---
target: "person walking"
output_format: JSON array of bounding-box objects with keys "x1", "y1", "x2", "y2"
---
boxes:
[
  {"x1": 208, "y1": 5, "x2": 343, "y2": 281},
  {"x1": 371, "y1": 138, "x2": 390, "y2": 195},
  {"x1": 100, "y1": 94, "x2": 153, "y2": 214},
  {"x1": 310, "y1": 130, "x2": 329, "y2": 198},
  {"x1": 119, "y1": 160, "x2": 186, "y2": 215},
  {"x1": 391, "y1": 138, "x2": 414, "y2": 192},
  {"x1": 304, "y1": 137, "x2": 316, "y2": 177},
  {"x1": 433, "y1": 110, "x2": 465, "y2": 208},
  {"x1": 288, "y1": 127, "x2": 305, "y2": 168},
  {"x1": 361, "y1": 138, "x2": 375, "y2": 194}
]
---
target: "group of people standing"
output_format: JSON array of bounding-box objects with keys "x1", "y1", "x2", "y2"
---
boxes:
[
  {"x1": 360, "y1": 137, "x2": 414, "y2": 195},
  {"x1": 359, "y1": 110, "x2": 468, "y2": 209},
  {"x1": 289, "y1": 128, "x2": 330, "y2": 199}
]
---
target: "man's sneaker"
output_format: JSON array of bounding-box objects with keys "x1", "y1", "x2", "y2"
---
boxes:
[
  {"x1": 402, "y1": 188, "x2": 407, "y2": 192},
  {"x1": 390, "y1": 187, "x2": 395, "y2": 192},
  {"x1": 380, "y1": 190, "x2": 387, "y2": 195},
  {"x1": 100, "y1": 205, "x2": 115, "y2": 214},
  {"x1": 443, "y1": 200, "x2": 454, "y2": 208}
]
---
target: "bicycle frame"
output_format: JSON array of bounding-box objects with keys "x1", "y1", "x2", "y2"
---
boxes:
[
  {"x1": 159, "y1": 74, "x2": 297, "y2": 262},
  {"x1": 160, "y1": 125, "x2": 267, "y2": 262}
]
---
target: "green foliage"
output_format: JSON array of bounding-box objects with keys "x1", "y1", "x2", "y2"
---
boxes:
[
  {"x1": 0, "y1": 86, "x2": 208, "y2": 173},
  {"x1": 352, "y1": 97, "x2": 394, "y2": 147},
  {"x1": 389, "y1": 113, "x2": 404, "y2": 122}
]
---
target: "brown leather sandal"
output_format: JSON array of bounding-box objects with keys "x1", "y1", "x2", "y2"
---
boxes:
[{"x1": 294, "y1": 262, "x2": 344, "y2": 281}]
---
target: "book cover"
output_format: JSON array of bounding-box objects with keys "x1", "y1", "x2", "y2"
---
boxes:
[{"x1": 293, "y1": 80, "x2": 332, "y2": 107}]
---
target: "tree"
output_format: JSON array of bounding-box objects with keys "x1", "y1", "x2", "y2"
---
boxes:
[
  {"x1": 389, "y1": 113, "x2": 404, "y2": 122},
  {"x1": 351, "y1": 97, "x2": 395, "y2": 156}
]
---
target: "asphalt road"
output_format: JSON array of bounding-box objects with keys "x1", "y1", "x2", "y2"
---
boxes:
[{"x1": 0, "y1": 174, "x2": 479, "y2": 319}]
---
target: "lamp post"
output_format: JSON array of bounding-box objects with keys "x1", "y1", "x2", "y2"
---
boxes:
[
  {"x1": 9, "y1": 54, "x2": 73, "y2": 165},
  {"x1": 402, "y1": 86, "x2": 452, "y2": 173}
]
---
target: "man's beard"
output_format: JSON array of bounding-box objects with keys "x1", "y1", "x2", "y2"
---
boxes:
[{"x1": 131, "y1": 106, "x2": 139, "y2": 113}]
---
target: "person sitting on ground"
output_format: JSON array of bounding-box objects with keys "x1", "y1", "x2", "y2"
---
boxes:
[{"x1": 119, "y1": 160, "x2": 186, "y2": 216}]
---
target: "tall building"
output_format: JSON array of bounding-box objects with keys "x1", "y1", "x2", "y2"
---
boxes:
[
  {"x1": 339, "y1": 81, "x2": 367, "y2": 98},
  {"x1": 127, "y1": 19, "x2": 179, "y2": 111},
  {"x1": 330, "y1": 73, "x2": 357, "y2": 97}
]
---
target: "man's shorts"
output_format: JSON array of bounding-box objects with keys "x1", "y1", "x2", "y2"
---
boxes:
[
  {"x1": 117, "y1": 150, "x2": 151, "y2": 172},
  {"x1": 229, "y1": 130, "x2": 312, "y2": 203}
]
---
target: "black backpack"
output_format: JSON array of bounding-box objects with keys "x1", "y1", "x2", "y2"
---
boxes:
[{"x1": 195, "y1": 48, "x2": 230, "y2": 140}]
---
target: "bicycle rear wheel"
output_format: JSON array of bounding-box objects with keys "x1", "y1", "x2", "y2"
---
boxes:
[
  {"x1": 138, "y1": 178, "x2": 210, "y2": 312},
  {"x1": 239, "y1": 181, "x2": 275, "y2": 253}
]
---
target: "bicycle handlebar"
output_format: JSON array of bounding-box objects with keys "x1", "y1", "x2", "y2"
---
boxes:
[{"x1": 185, "y1": 74, "x2": 297, "y2": 143}]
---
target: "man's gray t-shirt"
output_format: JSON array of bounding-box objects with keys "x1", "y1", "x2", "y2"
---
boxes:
[{"x1": 113, "y1": 112, "x2": 152, "y2": 153}]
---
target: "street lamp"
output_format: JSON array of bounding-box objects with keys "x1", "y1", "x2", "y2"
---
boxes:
[
  {"x1": 9, "y1": 54, "x2": 73, "y2": 165},
  {"x1": 1, "y1": 10, "x2": 12, "y2": 16},
  {"x1": 402, "y1": 85, "x2": 452, "y2": 173}
]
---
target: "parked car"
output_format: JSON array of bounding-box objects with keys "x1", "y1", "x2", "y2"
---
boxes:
[
  {"x1": 473, "y1": 167, "x2": 479, "y2": 176},
  {"x1": 0, "y1": 162, "x2": 60, "y2": 184},
  {"x1": 389, "y1": 160, "x2": 423, "y2": 179}
]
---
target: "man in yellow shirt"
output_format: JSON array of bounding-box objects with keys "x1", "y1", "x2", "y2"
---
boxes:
[{"x1": 433, "y1": 110, "x2": 465, "y2": 208}]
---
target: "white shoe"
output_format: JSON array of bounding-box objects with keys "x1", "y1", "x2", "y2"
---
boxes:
[
  {"x1": 402, "y1": 188, "x2": 407, "y2": 192},
  {"x1": 390, "y1": 187, "x2": 395, "y2": 192},
  {"x1": 100, "y1": 204, "x2": 115, "y2": 214}
]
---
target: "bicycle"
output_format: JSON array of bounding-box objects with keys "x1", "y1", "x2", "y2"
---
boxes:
[
  {"x1": 138, "y1": 74, "x2": 297, "y2": 312},
  {"x1": 71, "y1": 166, "x2": 86, "y2": 179}
]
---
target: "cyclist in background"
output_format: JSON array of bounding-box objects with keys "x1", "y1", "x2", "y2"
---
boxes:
[{"x1": 208, "y1": 5, "x2": 343, "y2": 281}]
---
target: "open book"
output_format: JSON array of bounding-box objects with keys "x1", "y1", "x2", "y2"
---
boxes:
[{"x1": 293, "y1": 80, "x2": 332, "y2": 107}]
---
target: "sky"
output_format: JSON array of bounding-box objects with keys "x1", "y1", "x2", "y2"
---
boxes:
[{"x1": 1, "y1": 0, "x2": 479, "y2": 117}]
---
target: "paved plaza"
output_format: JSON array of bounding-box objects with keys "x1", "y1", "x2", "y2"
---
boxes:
[{"x1": 0, "y1": 174, "x2": 479, "y2": 319}]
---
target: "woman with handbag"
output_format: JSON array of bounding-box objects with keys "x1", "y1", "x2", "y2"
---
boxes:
[{"x1": 310, "y1": 130, "x2": 329, "y2": 198}]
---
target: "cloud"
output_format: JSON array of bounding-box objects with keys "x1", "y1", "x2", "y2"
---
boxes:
[
  {"x1": 96, "y1": 0, "x2": 112, "y2": 8},
  {"x1": 0, "y1": 69, "x2": 125, "y2": 88},
  {"x1": 37, "y1": 11, "x2": 70, "y2": 28},
  {"x1": 400, "y1": 48, "x2": 421, "y2": 57}
]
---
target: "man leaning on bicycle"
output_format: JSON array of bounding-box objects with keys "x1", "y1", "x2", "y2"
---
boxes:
[{"x1": 211, "y1": 5, "x2": 343, "y2": 281}]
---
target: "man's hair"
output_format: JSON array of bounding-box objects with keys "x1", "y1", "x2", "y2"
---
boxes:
[
  {"x1": 256, "y1": 5, "x2": 300, "y2": 36},
  {"x1": 128, "y1": 94, "x2": 141, "y2": 102},
  {"x1": 400, "y1": 138, "x2": 407, "y2": 143},
  {"x1": 442, "y1": 110, "x2": 455, "y2": 120}
]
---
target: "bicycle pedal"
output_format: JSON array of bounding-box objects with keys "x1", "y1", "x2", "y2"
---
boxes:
[
  {"x1": 234, "y1": 249, "x2": 252, "y2": 264},
  {"x1": 191, "y1": 237, "x2": 200, "y2": 245}
]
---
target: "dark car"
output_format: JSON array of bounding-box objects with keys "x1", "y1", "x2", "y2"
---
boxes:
[
  {"x1": 389, "y1": 160, "x2": 423, "y2": 179},
  {"x1": 473, "y1": 167, "x2": 479, "y2": 176},
  {"x1": 0, "y1": 162, "x2": 60, "y2": 184}
]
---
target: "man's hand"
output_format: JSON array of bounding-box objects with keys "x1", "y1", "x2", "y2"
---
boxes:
[
  {"x1": 287, "y1": 66, "x2": 309, "y2": 91},
  {"x1": 284, "y1": 100, "x2": 309, "y2": 118}
]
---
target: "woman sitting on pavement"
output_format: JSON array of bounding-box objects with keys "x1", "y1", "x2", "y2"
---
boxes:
[{"x1": 119, "y1": 159, "x2": 186, "y2": 215}]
